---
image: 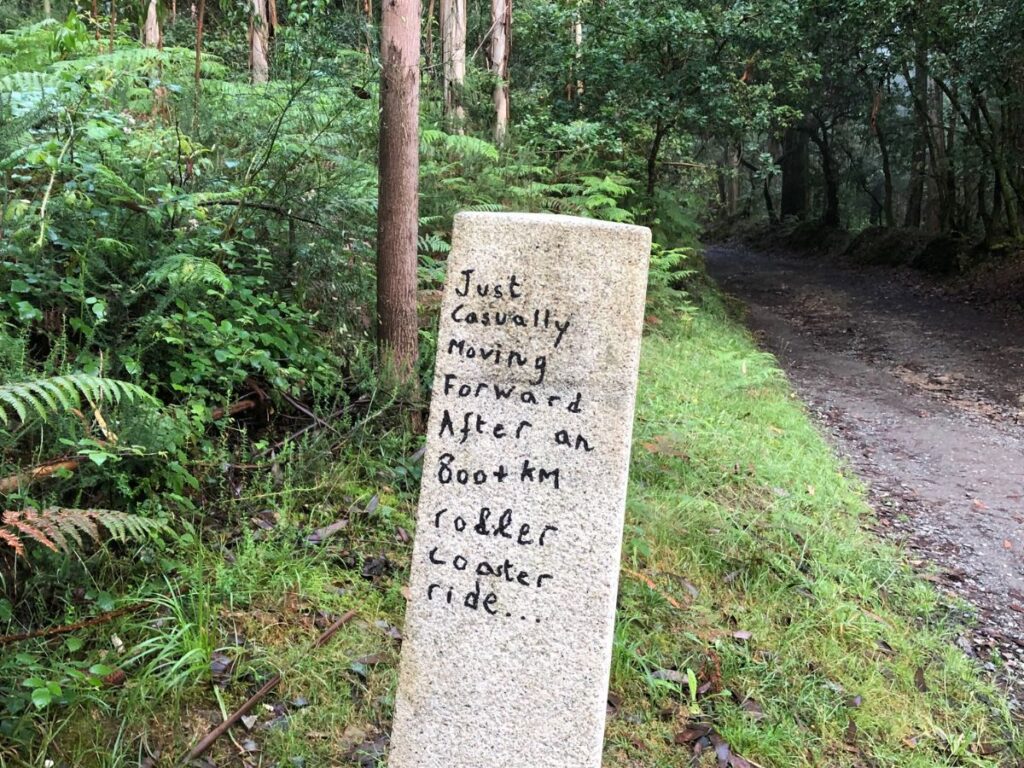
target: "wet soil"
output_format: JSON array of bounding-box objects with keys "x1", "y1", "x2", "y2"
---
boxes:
[{"x1": 705, "y1": 244, "x2": 1024, "y2": 704}]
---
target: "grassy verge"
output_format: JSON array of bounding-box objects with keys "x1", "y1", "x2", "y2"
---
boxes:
[{"x1": 5, "y1": 282, "x2": 1019, "y2": 768}]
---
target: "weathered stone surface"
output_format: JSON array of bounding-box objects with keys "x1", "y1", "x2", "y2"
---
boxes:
[{"x1": 388, "y1": 212, "x2": 651, "y2": 768}]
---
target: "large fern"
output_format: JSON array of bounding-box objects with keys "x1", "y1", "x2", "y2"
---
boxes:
[
  {"x1": 0, "y1": 374, "x2": 157, "y2": 427},
  {"x1": 0, "y1": 507, "x2": 167, "y2": 557}
]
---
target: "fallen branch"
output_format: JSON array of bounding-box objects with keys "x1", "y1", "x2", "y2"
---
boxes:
[
  {"x1": 210, "y1": 398, "x2": 259, "y2": 420},
  {"x1": 0, "y1": 456, "x2": 83, "y2": 493},
  {"x1": 0, "y1": 398, "x2": 259, "y2": 494},
  {"x1": 180, "y1": 609, "x2": 356, "y2": 765},
  {"x1": 0, "y1": 602, "x2": 148, "y2": 646}
]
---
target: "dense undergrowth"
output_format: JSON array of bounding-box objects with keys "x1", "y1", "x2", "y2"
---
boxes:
[{"x1": 1, "y1": 8, "x2": 1020, "y2": 768}]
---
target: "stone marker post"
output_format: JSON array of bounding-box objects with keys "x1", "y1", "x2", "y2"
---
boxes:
[{"x1": 389, "y1": 212, "x2": 651, "y2": 768}]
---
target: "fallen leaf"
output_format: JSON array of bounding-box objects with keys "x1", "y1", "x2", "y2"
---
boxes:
[
  {"x1": 914, "y1": 667, "x2": 928, "y2": 693},
  {"x1": 650, "y1": 668, "x2": 686, "y2": 684},
  {"x1": 361, "y1": 555, "x2": 392, "y2": 579},
  {"x1": 374, "y1": 619, "x2": 403, "y2": 641},
  {"x1": 346, "y1": 735, "x2": 388, "y2": 768},
  {"x1": 607, "y1": 691, "x2": 621, "y2": 716},
  {"x1": 732, "y1": 630, "x2": 752, "y2": 641},
  {"x1": 210, "y1": 652, "x2": 234, "y2": 685},
  {"x1": 354, "y1": 652, "x2": 386, "y2": 666},
  {"x1": 395, "y1": 526, "x2": 411, "y2": 543},
  {"x1": 845, "y1": 719, "x2": 858, "y2": 744},
  {"x1": 241, "y1": 715, "x2": 258, "y2": 730},
  {"x1": 674, "y1": 724, "x2": 712, "y2": 744},
  {"x1": 1003, "y1": 539, "x2": 1013, "y2": 550},
  {"x1": 306, "y1": 518, "x2": 348, "y2": 544},
  {"x1": 740, "y1": 697, "x2": 765, "y2": 721}
]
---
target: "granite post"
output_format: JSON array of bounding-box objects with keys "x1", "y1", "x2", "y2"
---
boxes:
[{"x1": 389, "y1": 212, "x2": 651, "y2": 768}]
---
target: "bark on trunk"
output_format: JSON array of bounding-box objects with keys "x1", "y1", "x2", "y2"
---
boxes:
[
  {"x1": 441, "y1": 0, "x2": 466, "y2": 130},
  {"x1": 424, "y1": 0, "x2": 436, "y2": 71},
  {"x1": 249, "y1": 0, "x2": 273, "y2": 84},
  {"x1": 809, "y1": 129, "x2": 840, "y2": 227},
  {"x1": 144, "y1": 0, "x2": 161, "y2": 47},
  {"x1": 645, "y1": 118, "x2": 667, "y2": 199},
  {"x1": 377, "y1": 0, "x2": 421, "y2": 381},
  {"x1": 870, "y1": 89, "x2": 895, "y2": 227},
  {"x1": 780, "y1": 126, "x2": 808, "y2": 219},
  {"x1": 490, "y1": 0, "x2": 510, "y2": 144}
]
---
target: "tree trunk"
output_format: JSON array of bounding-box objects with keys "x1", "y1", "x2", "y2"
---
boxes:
[
  {"x1": 249, "y1": 0, "x2": 273, "y2": 84},
  {"x1": 570, "y1": 5, "x2": 583, "y2": 103},
  {"x1": 905, "y1": 128, "x2": 925, "y2": 227},
  {"x1": 870, "y1": 89, "x2": 895, "y2": 227},
  {"x1": 424, "y1": 0, "x2": 436, "y2": 72},
  {"x1": 763, "y1": 175, "x2": 778, "y2": 224},
  {"x1": 645, "y1": 117, "x2": 667, "y2": 199},
  {"x1": 144, "y1": 0, "x2": 161, "y2": 47},
  {"x1": 490, "y1": 0, "x2": 510, "y2": 144},
  {"x1": 441, "y1": 0, "x2": 466, "y2": 130},
  {"x1": 780, "y1": 126, "x2": 808, "y2": 219},
  {"x1": 192, "y1": 0, "x2": 205, "y2": 135},
  {"x1": 109, "y1": 0, "x2": 116, "y2": 50},
  {"x1": 377, "y1": 0, "x2": 421, "y2": 381},
  {"x1": 809, "y1": 129, "x2": 840, "y2": 227},
  {"x1": 43, "y1": 0, "x2": 51, "y2": 18}
]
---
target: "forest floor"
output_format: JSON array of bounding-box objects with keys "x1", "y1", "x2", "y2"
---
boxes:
[{"x1": 706, "y1": 243, "x2": 1024, "y2": 705}]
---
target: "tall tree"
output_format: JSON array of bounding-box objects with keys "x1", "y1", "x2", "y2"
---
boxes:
[
  {"x1": 490, "y1": 0, "x2": 511, "y2": 143},
  {"x1": 143, "y1": 0, "x2": 161, "y2": 47},
  {"x1": 249, "y1": 0, "x2": 276, "y2": 84},
  {"x1": 376, "y1": 0, "x2": 421, "y2": 381},
  {"x1": 441, "y1": 0, "x2": 466, "y2": 129}
]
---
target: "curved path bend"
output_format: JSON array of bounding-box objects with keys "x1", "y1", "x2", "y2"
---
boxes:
[{"x1": 706, "y1": 244, "x2": 1024, "y2": 703}]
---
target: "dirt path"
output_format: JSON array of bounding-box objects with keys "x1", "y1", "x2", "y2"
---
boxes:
[{"x1": 705, "y1": 244, "x2": 1024, "y2": 703}]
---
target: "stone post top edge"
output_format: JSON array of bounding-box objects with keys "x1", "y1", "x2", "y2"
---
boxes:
[{"x1": 453, "y1": 210, "x2": 653, "y2": 238}]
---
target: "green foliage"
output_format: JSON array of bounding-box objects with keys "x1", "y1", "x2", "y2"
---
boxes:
[{"x1": 0, "y1": 374, "x2": 157, "y2": 427}]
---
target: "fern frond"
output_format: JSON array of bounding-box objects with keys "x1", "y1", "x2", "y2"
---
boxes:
[
  {"x1": 0, "y1": 374, "x2": 158, "y2": 427},
  {"x1": 0, "y1": 528, "x2": 25, "y2": 557},
  {"x1": 0, "y1": 507, "x2": 168, "y2": 557},
  {"x1": 146, "y1": 254, "x2": 232, "y2": 293}
]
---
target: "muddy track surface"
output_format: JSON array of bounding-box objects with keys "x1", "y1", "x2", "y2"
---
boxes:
[{"x1": 705, "y1": 244, "x2": 1024, "y2": 706}]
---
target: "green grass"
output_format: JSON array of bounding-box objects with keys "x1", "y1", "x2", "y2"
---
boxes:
[
  {"x1": 3, "y1": 286, "x2": 1020, "y2": 767},
  {"x1": 605, "y1": 300, "x2": 1020, "y2": 766}
]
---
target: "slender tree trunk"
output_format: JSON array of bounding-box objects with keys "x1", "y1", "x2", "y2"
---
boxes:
[
  {"x1": 870, "y1": 89, "x2": 895, "y2": 227},
  {"x1": 424, "y1": 0, "x2": 436, "y2": 72},
  {"x1": 645, "y1": 117, "x2": 667, "y2": 199},
  {"x1": 43, "y1": 0, "x2": 51, "y2": 18},
  {"x1": 249, "y1": 0, "x2": 272, "y2": 84},
  {"x1": 192, "y1": 0, "x2": 205, "y2": 135},
  {"x1": 763, "y1": 175, "x2": 778, "y2": 224},
  {"x1": 780, "y1": 125, "x2": 808, "y2": 219},
  {"x1": 109, "y1": 0, "x2": 116, "y2": 50},
  {"x1": 571, "y1": 5, "x2": 583, "y2": 102},
  {"x1": 363, "y1": 0, "x2": 374, "y2": 54},
  {"x1": 809, "y1": 128, "x2": 840, "y2": 227},
  {"x1": 905, "y1": 128, "x2": 925, "y2": 228},
  {"x1": 144, "y1": 0, "x2": 161, "y2": 47},
  {"x1": 377, "y1": 0, "x2": 421, "y2": 381},
  {"x1": 441, "y1": 0, "x2": 466, "y2": 130},
  {"x1": 490, "y1": 0, "x2": 511, "y2": 144}
]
